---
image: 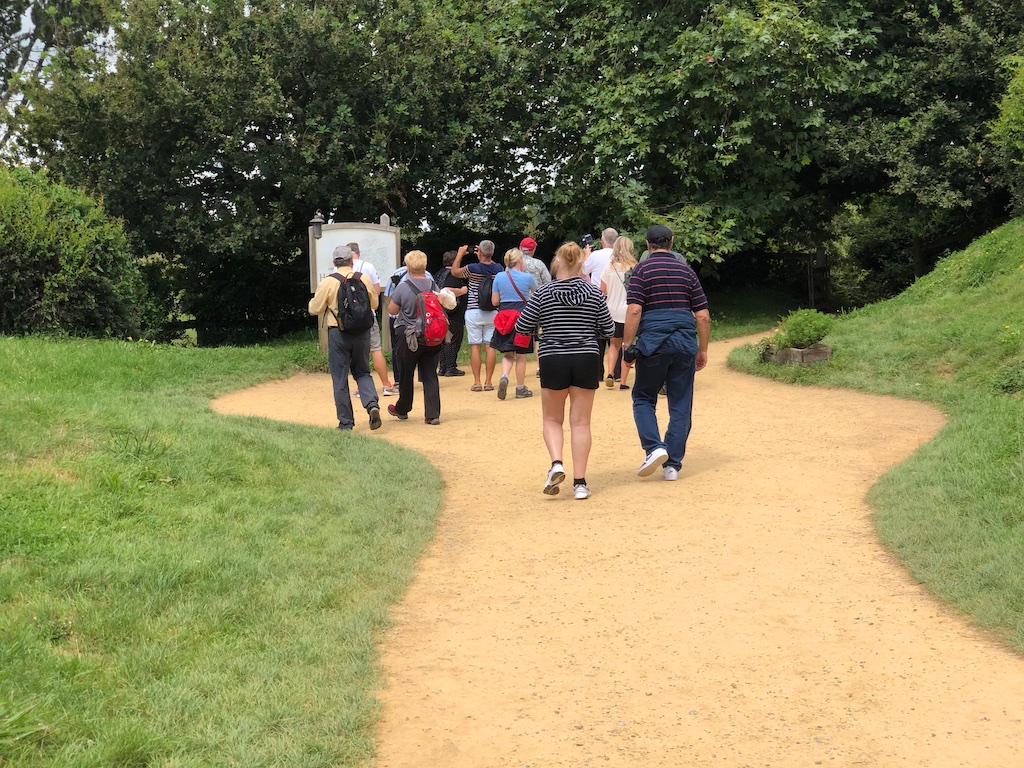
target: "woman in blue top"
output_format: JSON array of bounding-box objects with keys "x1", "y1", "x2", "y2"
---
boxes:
[{"x1": 489, "y1": 248, "x2": 537, "y2": 400}]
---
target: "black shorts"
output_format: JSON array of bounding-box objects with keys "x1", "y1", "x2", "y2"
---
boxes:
[
  {"x1": 612, "y1": 321, "x2": 625, "y2": 339},
  {"x1": 539, "y1": 353, "x2": 601, "y2": 391}
]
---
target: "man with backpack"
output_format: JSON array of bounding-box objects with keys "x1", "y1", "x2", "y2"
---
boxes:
[
  {"x1": 450, "y1": 240, "x2": 503, "y2": 391},
  {"x1": 307, "y1": 245, "x2": 382, "y2": 431}
]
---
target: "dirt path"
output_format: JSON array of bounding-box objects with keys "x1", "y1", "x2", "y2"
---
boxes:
[{"x1": 212, "y1": 335, "x2": 1024, "y2": 766}]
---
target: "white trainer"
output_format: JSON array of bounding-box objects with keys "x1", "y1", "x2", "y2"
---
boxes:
[
  {"x1": 543, "y1": 462, "x2": 565, "y2": 495},
  {"x1": 663, "y1": 467, "x2": 679, "y2": 481},
  {"x1": 637, "y1": 447, "x2": 669, "y2": 477},
  {"x1": 574, "y1": 483, "x2": 591, "y2": 500}
]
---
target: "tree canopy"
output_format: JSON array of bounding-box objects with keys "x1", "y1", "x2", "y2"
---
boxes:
[{"x1": 4, "y1": 0, "x2": 1022, "y2": 341}]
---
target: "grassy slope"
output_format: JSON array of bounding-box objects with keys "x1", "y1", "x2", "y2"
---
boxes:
[
  {"x1": 0, "y1": 336, "x2": 442, "y2": 766},
  {"x1": 729, "y1": 219, "x2": 1024, "y2": 650}
]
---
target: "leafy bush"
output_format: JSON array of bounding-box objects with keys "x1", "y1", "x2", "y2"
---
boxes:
[
  {"x1": 0, "y1": 165, "x2": 152, "y2": 338},
  {"x1": 773, "y1": 308, "x2": 834, "y2": 349},
  {"x1": 993, "y1": 360, "x2": 1024, "y2": 395}
]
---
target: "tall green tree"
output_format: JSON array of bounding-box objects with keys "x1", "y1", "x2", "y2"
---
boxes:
[
  {"x1": 990, "y1": 55, "x2": 1024, "y2": 212},
  {"x1": 1, "y1": 0, "x2": 110, "y2": 150},
  {"x1": 822, "y1": 0, "x2": 1024, "y2": 284},
  {"x1": 19, "y1": 0, "x2": 532, "y2": 343},
  {"x1": 499, "y1": 0, "x2": 875, "y2": 261}
]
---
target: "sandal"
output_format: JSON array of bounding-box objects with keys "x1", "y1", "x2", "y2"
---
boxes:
[
  {"x1": 483, "y1": 383, "x2": 495, "y2": 391},
  {"x1": 470, "y1": 384, "x2": 483, "y2": 392}
]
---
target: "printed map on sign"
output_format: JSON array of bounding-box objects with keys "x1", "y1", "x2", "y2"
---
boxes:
[{"x1": 309, "y1": 223, "x2": 401, "y2": 292}]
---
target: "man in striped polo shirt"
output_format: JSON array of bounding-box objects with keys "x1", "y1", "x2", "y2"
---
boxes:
[{"x1": 621, "y1": 224, "x2": 711, "y2": 481}]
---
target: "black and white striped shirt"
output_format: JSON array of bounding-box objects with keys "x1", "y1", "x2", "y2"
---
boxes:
[{"x1": 514, "y1": 276, "x2": 614, "y2": 357}]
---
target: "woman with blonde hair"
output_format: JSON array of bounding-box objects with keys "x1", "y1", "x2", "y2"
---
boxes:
[
  {"x1": 600, "y1": 235, "x2": 638, "y2": 390},
  {"x1": 386, "y1": 250, "x2": 443, "y2": 425},
  {"x1": 514, "y1": 242, "x2": 614, "y2": 500},
  {"x1": 489, "y1": 248, "x2": 538, "y2": 400}
]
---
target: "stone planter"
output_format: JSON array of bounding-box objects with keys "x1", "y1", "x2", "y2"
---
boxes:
[{"x1": 763, "y1": 342, "x2": 833, "y2": 365}]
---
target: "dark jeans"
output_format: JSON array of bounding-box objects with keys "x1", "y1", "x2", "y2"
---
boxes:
[
  {"x1": 631, "y1": 351, "x2": 696, "y2": 471},
  {"x1": 394, "y1": 331, "x2": 442, "y2": 420},
  {"x1": 440, "y1": 318, "x2": 465, "y2": 372},
  {"x1": 328, "y1": 327, "x2": 378, "y2": 429}
]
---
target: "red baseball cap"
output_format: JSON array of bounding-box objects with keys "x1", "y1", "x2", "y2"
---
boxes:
[{"x1": 520, "y1": 237, "x2": 538, "y2": 251}]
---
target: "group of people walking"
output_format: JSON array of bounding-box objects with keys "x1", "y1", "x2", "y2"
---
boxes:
[{"x1": 308, "y1": 224, "x2": 710, "y2": 500}]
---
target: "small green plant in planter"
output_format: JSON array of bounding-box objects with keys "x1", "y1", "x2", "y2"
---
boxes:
[{"x1": 760, "y1": 309, "x2": 835, "y2": 364}]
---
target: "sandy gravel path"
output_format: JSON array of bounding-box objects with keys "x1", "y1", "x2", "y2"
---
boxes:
[{"x1": 212, "y1": 334, "x2": 1024, "y2": 766}]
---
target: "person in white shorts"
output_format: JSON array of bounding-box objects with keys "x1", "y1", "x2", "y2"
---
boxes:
[{"x1": 349, "y1": 242, "x2": 399, "y2": 396}]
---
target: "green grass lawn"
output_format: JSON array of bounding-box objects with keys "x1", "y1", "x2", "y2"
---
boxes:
[
  {"x1": 729, "y1": 219, "x2": 1024, "y2": 652},
  {"x1": 0, "y1": 335, "x2": 442, "y2": 766}
]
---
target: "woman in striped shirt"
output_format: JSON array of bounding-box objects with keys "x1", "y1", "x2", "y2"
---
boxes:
[{"x1": 514, "y1": 242, "x2": 615, "y2": 500}]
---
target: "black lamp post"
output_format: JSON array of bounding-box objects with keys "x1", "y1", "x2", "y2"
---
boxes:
[{"x1": 310, "y1": 209, "x2": 324, "y2": 239}]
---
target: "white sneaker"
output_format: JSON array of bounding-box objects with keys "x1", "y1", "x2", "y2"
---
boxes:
[
  {"x1": 574, "y1": 483, "x2": 591, "y2": 500},
  {"x1": 637, "y1": 447, "x2": 669, "y2": 477},
  {"x1": 543, "y1": 462, "x2": 565, "y2": 495},
  {"x1": 382, "y1": 385, "x2": 399, "y2": 396},
  {"x1": 663, "y1": 467, "x2": 679, "y2": 481}
]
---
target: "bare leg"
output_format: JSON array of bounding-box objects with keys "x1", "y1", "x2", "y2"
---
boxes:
[
  {"x1": 607, "y1": 338, "x2": 623, "y2": 379},
  {"x1": 501, "y1": 352, "x2": 514, "y2": 378},
  {"x1": 567, "y1": 386, "x2": 597, "y2": 478},
  {"x1": 619, "y1": 359, "x2": 634, "y2": 387},
  {"x1": 470, "y1": 344, "x2": 482, "y2": 386},
  {"x1": 540, "y1": 387, "x2": 569, "y2": 463},
  {"x1": 514, "y1": 352, "x2": 528, "y2": 387},
  {"x1": 484, "y1": 346, "x2": 497, "y2": 386},
  {"x1": 372, "y1": 349, "x2": 394, "y2": 389}
]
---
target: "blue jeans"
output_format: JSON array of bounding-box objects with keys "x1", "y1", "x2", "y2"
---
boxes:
[{"x1": 631, "y1": 351, "x2": 696, "y2": 471}]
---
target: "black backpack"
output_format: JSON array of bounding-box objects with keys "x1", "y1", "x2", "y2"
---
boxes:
[
  {"x1": 330, "y1": 272, "x2": 375, "y2": 334},
  {"x1": 477, "y1": 270, "x2": 498, "y2": 311}
]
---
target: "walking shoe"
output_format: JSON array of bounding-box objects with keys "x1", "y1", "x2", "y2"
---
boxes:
[
  {"x1": 368, "y1": 406, "x2": 382, "y2": 430},
  {"x1": 437, "y1": 370, "x2": 451, "y2": 377},
  {"x1": 574, "y1": 483, "x2": 591, "y2": 500},
  {"x1": 543, "y1": 462, "x2": 565, "y2": 496},
  {"x1": 382, "y1": 385, "x2": 400, "y2": 396},
  {"x1": 449, "y1": 368, "x2": 466, "y2": 376},
  {"x1": 387, "y1": 404, "x2": 407, "y2": 420},
  {"x1": 663, "y1": 466, "x2": 679, "y2": 481},
  {"x1": 637, "y1": 447, "x2": 669, "y2": 477},
  {"x1": 515, "y1": 385, "x2": 533, "y2": 398},
  {"x1": 497, "y1": 375, "x2": 509, "y2": 400},
  {"x1": 605, "y1": 375, "x2": 615, "y2": 388},
  {"x1": 619, "y1": 384, "x2": 630, "y2": 390},
  {"x1": 424, "y1": 417, "x2": 440, "y2": 425}
]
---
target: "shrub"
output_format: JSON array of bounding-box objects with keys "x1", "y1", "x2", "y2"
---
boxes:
[
  {"x1": 0, "y1": 165, "x2": 151, "y2": 338},
  {"x1": 993, "y1": 360, "x2": 1024, "y2": 395},
  {"x1": 773, "y1": 308, "x2": 834, "y2": 349}
]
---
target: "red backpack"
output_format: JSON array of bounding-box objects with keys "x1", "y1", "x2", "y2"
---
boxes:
[{"x1": 408, "y1": 282, "x2": 449, "y2": 346}]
